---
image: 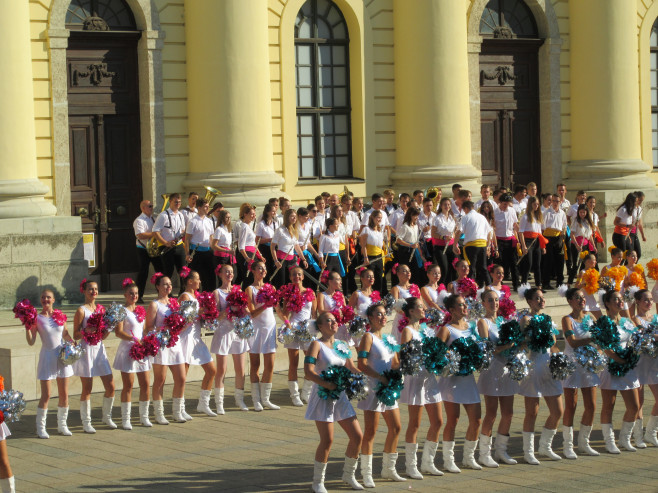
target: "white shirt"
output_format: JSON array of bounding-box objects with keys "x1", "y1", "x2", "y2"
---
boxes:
[
  {"x1": 450, "y1": 200, "x2": 461, "y2": 217},
  {"x1": 361, "y1": 208, "x2": 389, "y2": 229},
  {"x1": 567, "y1": 203, "x2": 581, "y2": 220},
  {"x1": 153, "y1": 208, "x2": 185, "y2": 242},
  {"x1": 361, "y1": 227, "x2": 384, "y2": 249},
  {"x1": 591, "y1": 211, "x2": 599, "y2": 227},
  {"x1": 558, "y1": 198, "x2": 571, "y2": 212},
  {"x1": 571, "y1": 220, "x2": 593, "y2": 239},
  {"x1": 418, "y1": 210, "x2": 436, "y2": 240},
  {"x1": 272, "y1": 227, "x2": 299, "y2": 254},
  {"x1": 397, "y1": 223, "x2": 419, "y2": 245},
  {"x1": 432, "y1": 213, "x2": 456, "y2": 238},
  {"x1": 460, "y1": 210, "x2": 490, "y2": 243},
  {"x1": 519, "y1": 215, "x2": 542, "y2": 234},
  {"x1": 542, "y1": 208, "x2": 567, "y2": 232},
  {"x1": 389, "y1": 208, "x2": 406, "y2": 233},
  {"x1": 255, "y1": 221, "x2": 277, "y2": 241},
  {"x1": 319, "y1": 231, "x2": 341, "y2": 255},
  {"x1": 493, "y1": 208, "x2": 518, "y2": 238},
  {"x1": 297, "y1": 221, "x2": 313, "y2": 249},
  {"x1": 238, "y1": 222, "x2": 257, "y2": 250},
  {"x1": 616, "y1": 207, "x2": 638, "y2": 226},
  {"x1": 475, "y1": 198, "x2": 499, "y2": 211},
  {"x1": 133, "y1": 212, "x2": 155, "y2": 248},
  {"x1": 512, "y1": 200, "x2": 525, "y2": 217},
  {"x1": 345, "y1": 210, "x2": 359, "y2": 234},
  {"x1": 212, "y1": 225, "x2": 232, "y2": 249},
  {"x1": 309, "y1": 216, "x2": 324, "y2": 241},
  {"x1": 186, "y1": 215, "x2": 215, "y2": 247},
  {"x1": 276, "y1": 214, "x2": 284, "y2": 227},
  {"x1": 181, "y1": 207, "x2": 197, "y2": 226}
]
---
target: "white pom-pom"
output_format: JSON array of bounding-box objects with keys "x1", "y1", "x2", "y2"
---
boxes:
[
  {"x1": 476, "y1": 287, "x2": 486, "y2": 298},
  {"x1": 557, "y1": 284, "x2": 569, "y2": 297},
  {"x1": 629, "y1": 285, "x2": 640, "y2": 296},
  {"x1": 436, "y1": 289, "x2": 449, "y2": 308},
  {"x1": 597, "y1": 289, "x2": 606, "y2": 308},
  {"x1": 517, "y1": 283, "x2": 531, "y2": 299},
  {"x1": 392, "y1": 299, "x2": 406, "y2": 312}
]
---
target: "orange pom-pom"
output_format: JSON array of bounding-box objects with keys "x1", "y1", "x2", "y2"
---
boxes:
[
  {"x1": 647, "y1": 259, "x2": 658, "y2": 281},
  {"x1": 634, "y1": 264, "x2": 644, "y2": 273},
  {"x1": 0, "y1": 375, "x2": 4, "y2": 392},
  {"x1": 582, "y1": 268, "x2": 600, "y2": 295},
  {"x1": 628, "y1": 271, "x2": 647, "y2": 289},
  {"x1": 606, "y1": 266, "x2": 626, "y2": 291}
]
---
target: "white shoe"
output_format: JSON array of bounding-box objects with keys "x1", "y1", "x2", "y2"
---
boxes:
[
  {"x1": 404, "y1": 443, "x2": 423, "y2": 479},
  {"x1": 633, "y1": 418, "x2": 647, "y2": 448},
  {"x1": 602, "y1": 423, "x2": 620, "y2": 454},
  {"x1": 102, "y1": 397, "x2": 117, "y2": 429},
  {"x1": 644, "y1": 415, "x2": 658, "y2": 446},
  {"x1": 462, "y1": 439, "x2": 482, "y2": 470},
  {"x1": 214, "y1": 388, "x2": 225, "y2": 415},
  {"x1": 36, "y1": 407, "x2": 49, "y2": 439},
  {"x1": 181, "y1": 398, "x2": 193, "y2": 421},
  {"x1": 419, "y1": 440, "x2": 443, "y2": 475},
  {"x1": 522, "y1": 431, "x2": 540, "y2": 464},
  {"x1": 360, "y1": 454, "x2": 376, "y2": 488},
  {"x1": 493, "y1": 433, "x2": 517, "y2": 465},
  {"x1": 288, "y1": 381, "x2": 304, "y2": 407},
  {"x1": 341, "y1": 456, "x2": 364, "y2": 490},
  {"x1": 577, "y1": 424, "x2": 599, "y2": 456},
  {"x1": 251, "y1": 383, "x2": 264, "y2": 412},
  {"x1": 442, "y1": 440, "x2": 461, "y2": 473},
  {"x1": 154, "y1": 399, "x2": 169, "y2": 425},
  {"x1": 260, "y1": 382, "x2": 280, "y2": 410},
  {"x1": 139, "y1": 401, "x2": 153, "y2": 427},
  {"x1": 197, "y1": 390, "x2": 217, "y2": 417},
  {"x1": 121, "y1": 402, "x2": 132, "y2": 430},
  {"x1": 172, "y1": 397, "x2": 187, "y2": 423},
  {"x1": 562, "y1": 426, "x2": 577, "y2": 459},
  {"x1": 312, "y1": 460, "x2": 328, "y2": 493},
  {"x1": 619, "y1": 421, "x2": 637, "y2": 452},
  {"x1": 478, "y1": 434, "x2": 499, "y2": 467},
  {"x1": 537, "y1": 428, "x2": 561, "y2": 460},
  {"x1": 380, "y1": 452, "x2": 406, "y2": 481},
  {"x1": 235, "y1": 389, "x2": 249, "y2": 411},
  {"x1": 80, "y1": 400, "x2": 96, "y2": 434},
  {"x1": 0, "y1": 476, "x2": 15, "y2": 493},
  {"x1": 301, "y1": 379, "x2": 314, "y2": 404},
  {"x1": 57, "y1": 407, "x2": 72, "y2": 436}
]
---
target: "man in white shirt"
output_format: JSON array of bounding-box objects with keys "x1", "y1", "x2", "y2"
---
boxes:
[
  {"x1": 493, "y1": 194, "x2": 520, "y2": 291},
  {"x1": 512, "y1": 185, "x2": 527, "y2": 217},
  {"x1": 360, "y1": 193, "x2": 390, "y2": 235},
  {"x1": 153, "y1": 192, "x2": 187, "y2": 288},
  {"x1": 389, "y1": 193, "x2": 410, "y2": 235},
  {"x1": 541, "y1": 194, "x2": 568, "y2": 290},
  {"x1": 383, "y1": 189, "x2": 398, "y2": 216},
  {"x1": 450, "y1": 184, "x2": 462, "y2": 216},
  {"x1": 475, "y1": 184, "x2": 499, "y2": 212},
  {"x1": 184, "y1": 198, "x2": 216, "y2": 291},
  {"x1": 566, "y1": 190, "x2": 587, "y2": 226},
  {"x1": 556, "y1": 183, "x2": 571, "y2": 211},
  {"x1": 418, "y1": 197, "x2": 436, "y2": 262},
  {"x1": 452, "y1": 188, "x2": 471, "y2": 225},
  {"x1": 453, "y1": 200, "x2": 491, "y2": 287},
  {"x1": 133, "y1": 199, "x2": 163, "y2": 303},
  {"x1": 180, "y1": 191, "x2": 199, "y2": 225}
]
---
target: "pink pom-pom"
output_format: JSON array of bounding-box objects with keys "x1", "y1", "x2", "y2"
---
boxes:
[
  {"x1": 498, "y1": 296, "x2": 517, "y2": 320},
  {"x1": 180, "y1": 266, "x2": 191, "y2": 279},
  {"x1": 392, "y1": 263, "x2": 399, "y2": 275},
  {"x1": 255, "y1": 283, "x2": 278, "y2": 308},
  {"x1": 397, "y1": 315, "x2": 410, "y2": 332},
  {"x1": 128, "y1": 340, "x2": 146, "y2": 361},
  {"x1": 320, "y1": 270, "x2": 330, "y2": 284},
  {"x1": 370, "y1": 291, "x2": 381, "y2": 302},
  {"x1": 226, "y1": 285, "x2": 249, "y2": 321},
  {"x1": 13, "y1": 299, "x2": 37, "y2": 330},
  {"x1": 456, "y1": 278, "x2": 478, "y2": 298},
  {"x1": 409, "y1": 284, "x2": 421, "y2": 298},
  {"x1": 51, "y1": 309, "x2": 67, "y2": 327},
  {"x1": 168, "y1": 298, "x2": 180, "y2": 312},
  {"x1": 133, "y1": 305, "x2": 146, "y2": 323}
]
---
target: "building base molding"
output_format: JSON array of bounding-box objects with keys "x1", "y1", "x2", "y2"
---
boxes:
[
  {"x1": 0, "y1": 179, "x2": 58, "y2": 219},
  {"x1": 182, "y1": 171, "x2": 285, "y2": 208},
  {"x1": 566, "y1": 159, "x2": 650, "y2": 191},
  {"x1": 389, "y1": 164, "x2": 481, "y2": 195}
]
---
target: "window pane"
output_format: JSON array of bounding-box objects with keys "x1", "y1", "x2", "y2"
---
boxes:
[
  {"x1": 322, "y1": 156, "x2": 335, "y2": 176},
  {"x1": 320, "y1": 88, "x2": 333, "y2": 106},
  {"x1": 327, "y1": 6, "x2": 341, "y2": 27},
  {"x1": 301, "y1": 157, "x2": 315, "y2": 177},
  {"x1": 334, "y1": 88, "x2": 347, "y2": 107},
  {"x1": 320, "y1": 114, "x2": 333, "y2": 134},
  {"x1": 299, "y1": 115, "x2": 314, "y2": 134},
  {"x1": 333, "y1": 67, "x2": 346, "y2": 85},
  {"x1": 332, "y1": 23, "x2": 346, "y2": 39},
  {"x1": 297, "y1": 45, "x2": 312, "y2": 65},
  {"x1": 652, "y1": 54, "x2": 657, "y2": 70},
  {"x1": 654, "y1": 149, "x2": 658, "y2": 168},
  {"x1": 301, "y1": 136, "x2": 314, "y2": 155},
  {"x1": 652, "y1": 29, "x2": 658, "y2": 47},
  {"x1": 335, "y1": 115, "x2": 348, "y2": 132},
  {"x1": 652, "y1": 70, "x2": 657, "y2": 88},
  {"x1": 317, "y1": 18, "x2": 331, "y2": 39},
  {"x1": 652, "y1": 90, "x2": 657, "y2": 107},
  {"x1": 653, "y1": 130, "x2": 658, "y2": 149},
  {"x1": 298, "y1": 66, "x2": 312, "y2": 86},
  {"x1": 336, "y1": 136, "x2": 348, "y2": 154},
  {"x1": 299, "y1": 88, "x2": 313, "y2": 106},
  {"x1": 321, "y1": 135, "x2": 334, "y2": 154},
  {"x1": 320, "y1": 67, "x2": 332, "y2": 86},
  {"x1": 298, "y1": 19, "x2": 311, "y2": 38},
  {"x1": 333, "y1": 46, "x2": 345, "y2": 65},
  {"x1": 652, "y1": 112, "x2": 658, "y2": 129},
  {"x1": 336, "y1": 157, "x2": 349, "y2": 176},
  {"x1": 319, "y1": 45, "x2": 332, "y2": 65}
]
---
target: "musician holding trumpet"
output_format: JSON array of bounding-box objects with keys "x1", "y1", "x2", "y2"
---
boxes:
[
  {"x1": 134, "y1": 200, "x2": 163, "y2": 303},
  {"x1": 184, "y1": 198, "x2": 216, "y2": 292},
  {"x1": 152, "y1": 193, "x2": 187, "y2": 293}
]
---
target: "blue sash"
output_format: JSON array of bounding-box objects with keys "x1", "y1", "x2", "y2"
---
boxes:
[
  {"x1": 303, "y1": 250, "x2": 321, "y2": 273},
  {"x1": 327, "y1": 252, "x2": 346, "y2": 277}
]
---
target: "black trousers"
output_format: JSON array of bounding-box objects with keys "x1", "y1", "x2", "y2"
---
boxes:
[
  {"x1": 464, "y1": 245, "x2": 491, "y2": 288},
  {"x1": 368, "y1": 255, "x2": 385, "y2": 295},
  {"x1": 496, "y1": 239, "x2": 519, "y2": 289},
  {"x1": 259, "y1": 244, "x2": 275, "y2": 277},
  {"x1": 136, "y1": 247, "x2": 163, "y2": 299},
  {"x1": 520, "y1": 240, "x2": 542, "y2": 286},
  {"x1": 433, "y1": 243, "x2": 456, "y2": 287},
  {"x1": 543, "y1": 236, "x2": 565, "y2": 286},
  {"x1": 272, "y1": 257, "x2": 297, "y2": 289},
  {"x1": 630, "y1": 232, "x2": 642, "y2": 259},
  {"x1": 188, "y1": 249, "x2": 216, "y2": 292},
  {"x1": 161, "y1": 243, "x2": 186, "y2": 292},
  {"x1": 396, "y1": 245, "x2": 425, "y2": 287}
]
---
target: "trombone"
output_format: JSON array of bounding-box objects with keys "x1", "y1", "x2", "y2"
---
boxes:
[{"x1": 146, "y1": 193, "x2": 171, "y2": 257}]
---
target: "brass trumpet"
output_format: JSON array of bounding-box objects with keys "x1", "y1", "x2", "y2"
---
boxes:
[
  {"x1": 204, "y1": 186, "x2": 221, "y2": 204},
  {"x1": 146, "y1": 193, "x2": 171, "y2": 258}
]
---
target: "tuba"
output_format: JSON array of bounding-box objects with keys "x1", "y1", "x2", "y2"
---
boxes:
[
  {"x1": 146, "y1": 193, "x2": 170, "y2": 258},
  {"x1": 338, "y1": 185, "x2": 353, "y2": 202},
  {"x1": 425, "y1": 187, "x2": 441, "y2": 209},
  {"x1": 203, "y1": 185, "x2": 221, "y2": 204}
]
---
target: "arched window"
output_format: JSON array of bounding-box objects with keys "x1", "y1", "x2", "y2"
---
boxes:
[
  {"x1": 479, "y1": 0, "x2": 538, "y2": 39},
  {"x1": 295, "y1": 0, "x2": 352, "y2": 179},
  {"x1": 652, "y1": 19, "x2": 658, "y2": 168},
  {"x1": 66, "y1": 0, "x2": 136, "y2": 31}
]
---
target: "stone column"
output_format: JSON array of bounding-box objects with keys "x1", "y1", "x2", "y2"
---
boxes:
[
  {"x1": 183, "y1": 0, "x2": 283, "y2": 207},
  {"x1": 567, "y1": 0, "x2": 650, "y2": 189},
  {"x1": 0, "y1": 0, "x2": 57, "y2": 218},
  {"x1": 390, "y1": 0, "x2": 480, "y2": 193}
]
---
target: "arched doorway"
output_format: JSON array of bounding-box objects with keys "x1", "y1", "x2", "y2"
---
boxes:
[
  {"x1": 66, "y1": 0, "x2": 143, "y2": 290},
  {"x1": 478, "y1": 0, "x2": 542, "y2": 190}
]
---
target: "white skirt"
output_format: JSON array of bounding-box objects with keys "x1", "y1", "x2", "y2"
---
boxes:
[
  {"x1": 600, "y1": 367, "x2": 640, "y2": 391},
  {"x1": 72, "y1": 340, "x2": 112, "y2": 378},
  {"x1": 637, "y1": 355, "x2": 658, "y2": 386},
  {"x1": 210, "y1": 320, "x2": 250, "y2": 356},
  {"x1": 519, "y1": 352, "x2": 563, "y2": 398},
  {"x1": 0, "y1": 423, "x2": 10, "y2": 441},
  {"x1": 400, "y1": 370, "x2": 442, "y2": 406},
  {"x1": 305, "y1": 387, "x2": 356, "y2": 422},
  {"x1": 153, "y1": 341, "x2": 186, "y2": 366},
  {"x1": 357, "y1": 375, "x2": 399, "y2": 413},
  {"x1": 37, "y1": 345, "x2": 74, "y2": 381},
  {"x1": 249, "y1": 325, "x2": 277, "y2": 354},
  {"x1": 113, "y1": 340, "x2": 152, "y2": 373},
  {"x1": 438, "y1": 373, "x2": 481, "y2": 404},
  {"x1": 477, "y1": 356, "x2": 520, "y2": 397},
  {"x1": 561, "y1": 361, "x2": 600, "y2": 389},
  {"x1": 180, "y1": 323, "x2": 213, "y2": 366}
]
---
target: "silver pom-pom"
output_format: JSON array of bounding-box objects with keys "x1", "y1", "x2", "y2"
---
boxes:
[
  {"x1": 293, "y1": 320, "x2": 315, "y2": 345},
  {"x1": 629, "y1": 325, "x2": 658, "y2": 358},
  {"x1": 424, "y1": 308, "x2": 447, "y2": 328},
  {"x1": 201, "y1": 318, "x2": 220, "y2": 333},
  {"x1": 436, "y1": 289, "x2": 449, "y2": 308},
  {"x1": 179, "y1": 300, "x2": 198, "y2": 324},
  {"x1": 0, "y1": 389, "x2": 27, "y2": 423},
  {"x1": 156, "y1": 330, "x2": 171, "y2": 348},
  {"x1": 103, "y1": 302, "x2": 127, "y2": 330},
  {"x1": 465, "y1": 297, "x2": 486, "y2": 321},
  {"x1": 476, "y1": 339, "x2": 494, "y2": 371},
  {"x1": 233, "y1": 316, "x2": 255, "y2": 339},
  {"x1": 382, "y1": 293, "x2": 396, "y2": 314},
  {"x1": 573, "y1": 344, "x2": 607, "y2": 374},
  {"x1": 348, "y1": 316, "x2": 368, "y2": 339},
  {"x1": 58, "y1": 340, "x2": 85, "y2": 366},
  {"x1": 549, "y1": 352, "x2": 577, "y2": 380},
  {"x1": 399, "y1": 339, "x2": 423, "y2": 376},
  {"x1": 441, "y1": 349, "x2": 462, "y2": 377},
  {"x1": 277, "y1": 324, "x2": 297, "y2": 345},
  {"x1": 503, "y1": 350, "x2": 534, "y2": 381},
  {"x1": 345, "y1": 373, "x2": 369, "y2": 401},
  {"x1": 516, "y1": 308, "x2": 531, "y2": 322}
]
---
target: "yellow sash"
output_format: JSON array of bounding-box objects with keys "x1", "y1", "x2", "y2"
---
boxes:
[
  {"x1": 366, "y1": 245, "x2": 383, "y2": 256},
  {"x1": 543, "y1": 228, "x2": 561, "y2": 238},
  {"x1": 463, "y1": 239, "x2": 487, "y2": 265}
]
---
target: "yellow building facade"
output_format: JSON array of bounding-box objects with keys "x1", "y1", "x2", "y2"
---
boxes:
[{"x1": 1, "y1": 0, "x2": 658, "y2": 298}]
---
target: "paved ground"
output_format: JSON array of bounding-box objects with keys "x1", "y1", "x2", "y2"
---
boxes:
[{"x1": 6, "y1": 374, "x2": 658, "y2": 493}]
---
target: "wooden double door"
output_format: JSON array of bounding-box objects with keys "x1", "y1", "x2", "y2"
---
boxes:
[
  {"x1": 480, "y1": 39, "x2": 542, "y2": 190},
  {"x1": 68, "y1": 32, "x2": 142, "y2": 290}
]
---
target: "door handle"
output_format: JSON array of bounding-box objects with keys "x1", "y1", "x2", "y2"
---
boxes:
[
  {"x1": 93, "y1": 208, "x2": 101, "y2": 226},
  {"x1": 104, "y1": 208, "x2": 112, "y2": 223},
  {"x1": 77, "y1": 207, "x2": 88, "y2": 217}
]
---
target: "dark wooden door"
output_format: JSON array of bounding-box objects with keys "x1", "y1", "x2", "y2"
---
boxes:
[
  {"x1": 67, "y1": 33, "x2": 142, "y2": 290},
  {"x1": 480, "y1": 40, "x2": 541, "y2": 190}
]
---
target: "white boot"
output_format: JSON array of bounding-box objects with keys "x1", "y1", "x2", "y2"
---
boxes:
[
  {"x1": 404, "y1": 442, "x2": 423, "y2": 479},
  {"x1": 341, "y1": 456, "x2": 364, "y2": 490},
  {"x1": 251, "y1": 383, "x2": 264, "y2": 412},
  {"x1": 522, "y1": 431, "x2": 540, "y2": 464},
  {"x1": 312, "y1": 460, "x2": 328, "y2": 493},
  {"x1": 562, "y1": 426, "x2": 577, "y2": 459},
  {"x1": 381, "y1": 452, "x2": 406, "y2": 481},
  {"x1": 139, "y1": 401, "x2": 152, "y2": 427},
  {"x1": 360, "y1": 454, "x2": 375, "y2": 488},
  {"x1": 153, "y1": 399, "x2": 169, "y2": 425},
  {"x1": 537, "y1": 428, "x2": 561, "y2": 460},
  {"x1": 577, "y1": 424, "x2": 599, "y2": 456},
  {"x1": 0, "y1": 476, "x2": 15, "y2": 493},
  {"x1": 301, "y1": 379, "x2": 314, "y2": 404},
  {"x1": 462, "y1": 439, "x2": 482, "y2": 470},
  {"x1": 214, "y1": 388, "x2": 225, "y2": 415},
  {"x1": 180, "y1": 398, "x2": 193, "y2": 421},
  {"x1": 101, "y1": 397, "x2": 117, "y2": 429},
  {"x1": 478, "y1": 434, "x2": 499, "y2": 467},
  {"x1": 260, "y1": 382, "x2": 280, "y2": 410},
  {"x1": 57, "y1": 407, "x2": 72, "y2": 436},
  {"x1": 121, "y1": 402, "x2": 132, "y2": 430},
  {"x1": 442, "y1": 441, "x2": 461, "y2": 473},
  {"x1": 288, "y1": 381, "x2": 304, "y2": 407},
  {"x1": 644, "y1": 415, "x2": 658, "y2": 446},
  {"x1": 419, "y1": 440, "x2": 443, "y2": 475},
  {"x1": 172, "y1": 397, "x2": 187, "y2": 422},
  {"x1": 80, "y1": 400, "x2": 96, "y2": 434},
  {"x1": 619, "y1": 420, "x2": 637, "y2": 452},
  {"x1": 197, "y1": 390, "x2": 217, "y2": 417},
  {"x1": 235, "y1": 389, "x2": 249, "y2": 411},
  {"x1": 493, "y1": 433, "x2": 517, "y2": 465},
  {"x1": 35, "y1": 408, "x2": 49, "y2": 439},
  {"x1": 601, "y1": 423, "x2": 620, "y2": 454},
  {"x1": 633, "y1": 418, "x2": 647, "y2": 448}
]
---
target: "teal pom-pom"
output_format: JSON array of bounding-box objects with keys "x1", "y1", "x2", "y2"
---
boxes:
[
  {"x1": 525, "y1": 314, "x2": 556, "y2": 353},
  {"x1": 317, "y1": 365, "x2": 352, "y2": 400},
  {"x1": 450, "y1": 337, "x2": 483, "y2": 376},
  {"x1": 607, "y1": 347, "x2": 640, "y2": 377},
  {"x1": 421, "y1": 336, "x2": 449, "y2": 375},
  {"x1": 590, "y1": 316, "x2": 622, "y2": 351},
  {"x1": 375, "y1": 369, "x2": 404, "y2": 406}
]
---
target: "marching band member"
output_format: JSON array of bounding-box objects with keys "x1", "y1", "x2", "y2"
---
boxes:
[
  {"x1": 152, "y1": 193, "x2": 186, "y2": 288},
  {"x1": 542, "y1": 194, "x2": 567, "y2": 290},
  {"x1": 237, "y1": 204, "x2": 259, "y2": 289},
  {"x1": 612, "y1": 192, "x2": 639, "y2": 254},
  {"x1": 297, "y1": 207, "x2": 323, "y2": 290},
  {"x1": 319, "y1": 218, "x2": 346, "y2": 285},
  {"x1": 184, "y1": 198, "x2": 216, "y2": 292},
  {"x1": 518, "y1": 197, "x2": 547, "y2": 289},
  {"x1": 341, "y1": 193, "x2": 361, "y2": 295},
  {"x1": 359, "y1": 210, "x2": 386, "y2": 296},
  {"x1": 629, "y1": 191, "x2": 646, "y2": 259},
  {"x1": 211, "y1": 209, "x2": 236, "y2": 276},
  {"x1": 395, "y1": 207, "x2": 424, "y2": 285},
  {"x1": 256, "y1": 204, "x2": 278, "y2": 275},
  {"x1": 431, "y1": 197, "x2": 456, "y2": 286},
  {"x1": 271, "y1": 209, "x2": 308, "y2": 288},
  {"x1": 568, "y1": 205, "x2": 596, "y2": 286},
  {"x1": 133, "y1": 199, "x2": 162, "y2": 303},
  {"x1": 180, "y1": 191, "x2": 199, "y2": 225},
  {"x1": 453, "y1": 200, "x2": 491, "y2": 288}
]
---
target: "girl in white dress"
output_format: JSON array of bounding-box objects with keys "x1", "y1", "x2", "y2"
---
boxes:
[
  {"x1": 318, "y1": 270, "x2": 353, "y2": 346},
  {"x1": 476, "y1": 289, "x2": 519, "y2": 467},
  {"x1": 146, "y1": 275, "x2": 187, "y2": 424},
  {"x1": 357, "y1": 303, "x2": 404, "y2": 488},
  {"x1": 437, "y1": 294, "x2": 483, "y2": 473},
  {"x1": 599, "y1": 289, "x2": 641, "y2": 453},
  {"x1": 560, "y1": 288, "x2": 600, "y2": 458},
  {"x1": 211, "y1": 264, "x2": 251, "y2": 413},
  {"x1": 0, "y1": 383, "x2": 14, "y2": 493},
  {"x1": 632, "y1": 289, "x2": 658, "y2": 447},
  {"x1": 348, "y1": 268, "x2": 380, "y2": 317},
  {"x1": 421, "y1": 264, "x2": 448, "y2": 309},
  {"x1": 25, "y1": 289, "x2": 74, "y2": 438},
  {"x1": 519, "y1": 287, "x2": 564, "y2": 464},
  {"x1": 73, "y1": 280, "x2": 116, "y2": 433},
  {"x1": 399, "y1": 298, "x2": 444, "y2": 478},
  {"x1": 390, "y1": 264, "x2": 421, "y2": 344},
  {"x1": 305, "y1": 312, "x2": 364, "y2": 493},
  {"x1": 113, "y1": 279, "x2": 152, "y2": 429},
  {"x1": 575, "y1": 253, "x2": 603, "y2": 318},
  {"x1": 448, "y1": 259, "x2": 471, "y2": 295},
  {"x1": 179, "y1": 270, "x2": 217, "y2": 418}
]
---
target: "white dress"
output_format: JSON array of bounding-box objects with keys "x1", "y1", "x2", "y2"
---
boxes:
[
  {"x1": 35, "y1": 314, "x2": 74, "y2": 381},
  {"x1": 322, "y1": 292, "x2": 354, "y2": 346},
  {"x1": 519, "y1": 318, "x2": 563, "y2": 398},
  {"x1": 248, "y1": 286, "x2": 278, "y2": 354},
  {"x1": 304, "y1": 342, "x2": 356, "y2": 423},
  {"x1": 73, "y1": 306, "x2": 112, "y2": 378},
  {"x1": 357, "y1": 333, "x2": 399, "y2": 413},
  {"x1": 391, "y1": 285, "x2": 412, "y2": 344},
  {"x1": 210, "y1": 288, "x2": 250, "y2": 355},
  {"x1": 477, "y1": 319, "x2": 520, "y2": 396},
  {"x1": 399, "y1": 327, "x2": 442, "y2": 405},
  {"x1": 152, "y1": 301, "x2": 186, "y2": 366},
  {"x1": 600, "y1": 319, "x2": 640, "y2": 391},
  {"x1": 0, "y1": 423, "x2": 10, "y2": 441},
  {"x1": 113, "y1": 309, "x2": 152, "y2": 373},
  {"x1": 438, "y1": 325, "x2": 481, "y2": 404},
  {"x1": 284, "y1": 294, "x2": 314, "y2": 351},
  {"x1": 179, "y1": 299, "x2": 213, "y2": 365},
  {"x1": 354, "y1": 290, "x2": 375, "y2": 317},
  {"x1": 424, "y1": 285, "x2": 447, "y2": 308},
  {"x1": 561, "y1": 316, "x2": 600, "y2": 389},
  {"x1": 636, "y1": 317, "x2": 658, "y2": 385}
]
